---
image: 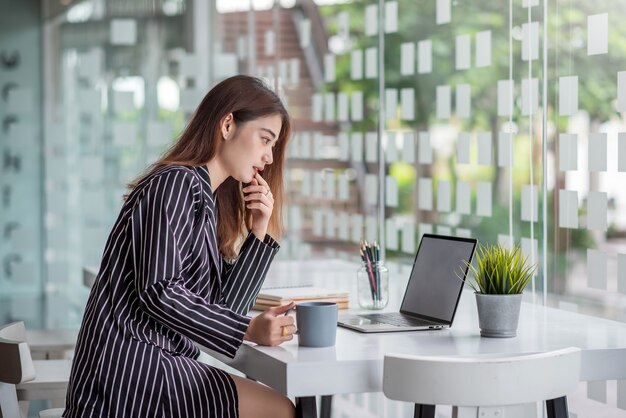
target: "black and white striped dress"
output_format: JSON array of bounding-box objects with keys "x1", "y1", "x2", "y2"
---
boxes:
[{"x1": 63, "y1": 165, "x2": 279, "y2": 418}]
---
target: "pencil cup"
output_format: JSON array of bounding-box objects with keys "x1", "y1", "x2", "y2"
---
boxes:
[{"x1": 357, "y1": 260, "x2": 389, "y2": 310}]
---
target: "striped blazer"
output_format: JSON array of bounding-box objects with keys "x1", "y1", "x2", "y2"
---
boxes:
[{"x1": 63, "y1": 165, "x2": 279, "y2": 418}]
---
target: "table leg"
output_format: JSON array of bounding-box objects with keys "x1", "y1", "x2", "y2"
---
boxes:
[
  {"x1": 320, "y1": 395, "x2": 332, "y2": 418},
  {"x1": 413, "y1": 404, "x2": 435, "y2": 418},
  {"x1": 546, "y1": 396, "x2": 568, "y2": 418},
  {"x1": 296, "y1": 397, "x2": 317, "y2": 418}
]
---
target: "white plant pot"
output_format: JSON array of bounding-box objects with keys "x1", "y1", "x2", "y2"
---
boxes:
[{"x1": 475, "y1": 293, "x2": 523, "y2": 338}]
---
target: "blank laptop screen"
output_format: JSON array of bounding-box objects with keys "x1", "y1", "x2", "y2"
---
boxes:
[{"x1": 400, "y1": 235, "x2": 476, "y2": 323}]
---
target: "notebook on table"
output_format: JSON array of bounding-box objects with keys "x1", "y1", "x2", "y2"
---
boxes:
[
  {"x1": 253, "y1": 286, "x2": 350, "y2": 310},
  {"x1": 338, "y1": 234, "x2": 477, "y2": 333}
]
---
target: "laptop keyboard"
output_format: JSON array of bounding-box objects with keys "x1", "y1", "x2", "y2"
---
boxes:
[{"x1": 359, "y1": 313, "x2": 439, "y2": 327}]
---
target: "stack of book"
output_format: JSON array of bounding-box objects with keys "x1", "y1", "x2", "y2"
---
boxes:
[{"x1": 253, "y1": 286, "x2": 350, "y2": 310}]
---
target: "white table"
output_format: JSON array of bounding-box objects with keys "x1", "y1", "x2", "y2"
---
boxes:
[
  {"x1": 203, "y1": 259, "x2": 626, "y2": 417},
  {"x1": 26, "y1": 329, "x2": 78, "y2": 359}
]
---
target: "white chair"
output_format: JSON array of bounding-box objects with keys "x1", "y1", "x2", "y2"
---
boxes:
[
  {"x1": 0, "y1": 322, "x2": 68, "y2": 418},
  {"x1": 383, "y1": 347, "x2": 581, "y2": 418}
]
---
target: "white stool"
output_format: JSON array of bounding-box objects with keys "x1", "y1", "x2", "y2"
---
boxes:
[
  {"x1": 383, "y1": 347, "x2": 581, "y2": 418},
  {"x1": 0, "y1": 322, "x2": 70, "y2": 418}
]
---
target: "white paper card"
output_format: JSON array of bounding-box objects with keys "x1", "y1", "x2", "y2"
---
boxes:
[
  {"x1": 313, "y1": 171, "x2": 323, "y2": 198},
  {"x1": 366, "y1": 216, "x2": 377, "y2": 242},
  {"x1": 312, "y1": 209, "x2": 323, "y2": 236},
  {"x1": 265, "y1": 30, "x2": 275, "y2": 56},
  {"x1": 559, "y1": 133, "x2": 578, "y2": 171},
  {"x1": 386, "y1": 89, "x2": 398, "y2": 120},
  {"x1": 351, "y1": 132, "x2": 364, "y2": 162},
  {"x1": 522, "y1": 22, "x2": 539, "y2": 61},
  {"x1": 498, "y1": 234, "x2": 514, "y2": 249},
  {"x1": 290, "y1": 59, "x2": 300, "y2": 86},
  {"x1": 457, "y1": 133, "x2": 471, "y2": 164},
  {"x1": 559, "y1": 189, "x2": 579, "y2": 229},
  {"x1": 338, "y1": 132, "x2": 350, "y2": 161},
  {"x1": 521, "y1": 237, "x2": 539, "y2": 269},
  {"x1": 400, "y1": 88, "x2": 414, "y2": 120},
  {"x1": 587, "y1": 249, "x2": 607, "y2": 290},
  {"x1": 110, "y1": 19, "x2": 137, "y2": 45},
  {"x1": 559, "y1": 76, "x2": 579, "y2": 116},
  {"x1": 324, "y1": 93, "x2": 335, "y2": 122},
  {"x1": 366, "y1": 175, "x2": 378, "y2": 205},
  {"x1": 476, "y1": 30, "x2": 492, "y2": 67},
  {"x1": 457, "y1": 181, "x2": 471, "y2": 215},
  {"x1": 325, "y1": 171, "x2": 336, "y2": 200},
  {"x1": 351, "y1": 214, "x2": 364, "y2": 243},
  {"x1": 618, "y1": 72, "x2": 626, "y2": 112},
  {"x1": 338, "y1": 212, "x2": 349, "y2": 240},
  {"x1": 456, "y1": 34, "x2": 471, "y2": 70},
  {"x1": 351, "y1": 49, "x2": 363, "y2": 80},
  {"x1": 337, "y1": 11, "x2": 349, "y2": 39},
  {"x1": 300, "y1": 132, "x2": 312, "y2": 159},
  {"x1": 498, "y1": 132, "x2": 513, "y2": 167},
  {"x1": 365, "y1": 5, "x2": 379, "y2": 36},
  {"x1": 418, "y1": 40, "x2": 432, "y2": 74},
  {"x1": 419, "y1": 178, "x2": 433, "y2": 211},
  {"x1": 339, "y1": 172, "x2": 349, "y2": 200},
  {"x1": 337, "y1": 92, "x2": 349, "y2": 122},
  {"x1": 366, "y1": 132, "x2": 378, "y2": 163},
  {"x1": 587, "y1": 13, "x2": 609, "y2": 56},
  {"x1": 477, "y1": 132, "x2": 492, "y2": 165},
  {"x1": 401, "y1": 42, "x2": 415, "y2": 76},
  {"x1": 113, "y1": 122, "x2": 137, "y2": 147},
  {"x1": 351, "y1": 91, "x2": 364, "y2": 121},
  {"x1": 498, "y1": 80, "x2": 514, "y2": 117},
  {"x1": 386, "y1": 132, "x2": 398, "y2": 163},
  {"x1": 403, "y1": 132, "x2": 416, "y2": 164},
  {"x1": 418, "y1": 132, "x2": 432, "y2": 164},
  {"x1": 113, "y1": 91, "x2": 135, "y2": 113},
  {"x1": 386, "y1": 218, "x2": 398, "y2": 250},
  {"x1": 476, "y1": 182, "x2": 492, "y2": 217},
  {"x1": 436, "y1": 0, "x2": 451, "y2": 24},
  {"x1": 456, "y1": 84, "x2": 471, "y2": 118},
  {"x1": 365, "y1": 47, "x2": 378, "y2": 79},
  {"x1": 386, "y1": 176, "x2": 399, "y2": 207},
  {"x1": 301, "y1": 171, "x2": 311, "y2": 197},
  {"x1": 587, "y1": 191, "x2": 608, "y2": 231},
  {"x1": 436, "y1": 225, "x2": 452, "y2": 236},
  {"x1": 402, "y1": 222, "x2": 416, "y2": 254},
  {"x1": 311, "y1": 133, "x2": 322, "y2": 160},
  {"x1": 588, "y1": 133, "x2": 607, "y2": 171},
  {"x1": 300, "y1": 19, "x2": 311, "y2": 48},
  {"x1": 436, "y1": 85, "x2": 451, "y2": 119},
  {"x1": 522, "y1": 184, "x2": 538, "y2": 222},
  {"x1": 522, "y1": 78, "x2": 538, "y2": 116},
  {"x1": 385, "y1": 1, "x2": 398, "y2": 33},
  {"x1": 324, "y1": 54, "x2": 335, "y2": 83},
  {"x1": 619, "y1": 132, "x2": 626, "y2": 172},
  {"x1": 420, "y1": 223, "x2": 434, "y2": 239},
  {"x1": 618, "y1": 254, "x2": 626, "y2": 294},
  {"x1": 437, "y1": 180, "x2": 451, "y2": 212},
  {"x1": 325, "y1": 211, "x2": 336, "y2": 238}
]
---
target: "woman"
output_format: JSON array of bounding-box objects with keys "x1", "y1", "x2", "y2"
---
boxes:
[{"x1": 64, "y1": 75, "x2": 296, "y2": 418}]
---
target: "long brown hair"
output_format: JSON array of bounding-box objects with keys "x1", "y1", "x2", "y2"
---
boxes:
[{"x1": 132, "y1": 75, "x2": 291, "y2": 259}]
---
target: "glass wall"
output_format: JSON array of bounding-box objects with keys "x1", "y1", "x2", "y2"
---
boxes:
[{"x1": 1, "y1": 0, "x2": 626, "y2": 415}]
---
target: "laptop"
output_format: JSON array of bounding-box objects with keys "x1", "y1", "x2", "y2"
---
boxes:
[{"x1": 338, "y1": 234, "x2": 477, "y2": 333}]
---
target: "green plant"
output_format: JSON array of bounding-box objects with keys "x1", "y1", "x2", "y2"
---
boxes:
[{"x1": 463, "y1": 244, "x2": 537, "y2": 295}]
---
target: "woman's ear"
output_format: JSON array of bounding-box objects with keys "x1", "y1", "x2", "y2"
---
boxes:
[{"x1": 221, "y1": 113, "x2": 234, "y2": 140}]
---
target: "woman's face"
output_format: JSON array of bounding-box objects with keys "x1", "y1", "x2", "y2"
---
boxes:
[{"x1": 220, "y1": 113, "x2": 282, "y2": 183}]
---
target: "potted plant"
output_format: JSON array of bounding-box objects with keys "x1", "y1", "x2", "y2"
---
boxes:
[{"x1": 463, "y1": 243, "x2": 537, "y2": 338}]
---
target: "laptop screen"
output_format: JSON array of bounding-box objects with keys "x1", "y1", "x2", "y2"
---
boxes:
[{"x1": 400, "y1": 234, "x2": 476, "y2": 323}]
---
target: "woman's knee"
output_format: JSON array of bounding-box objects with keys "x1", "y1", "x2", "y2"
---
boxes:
[{"x1": 232, "y1": 374, "x2": 294, "y2": 418}]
